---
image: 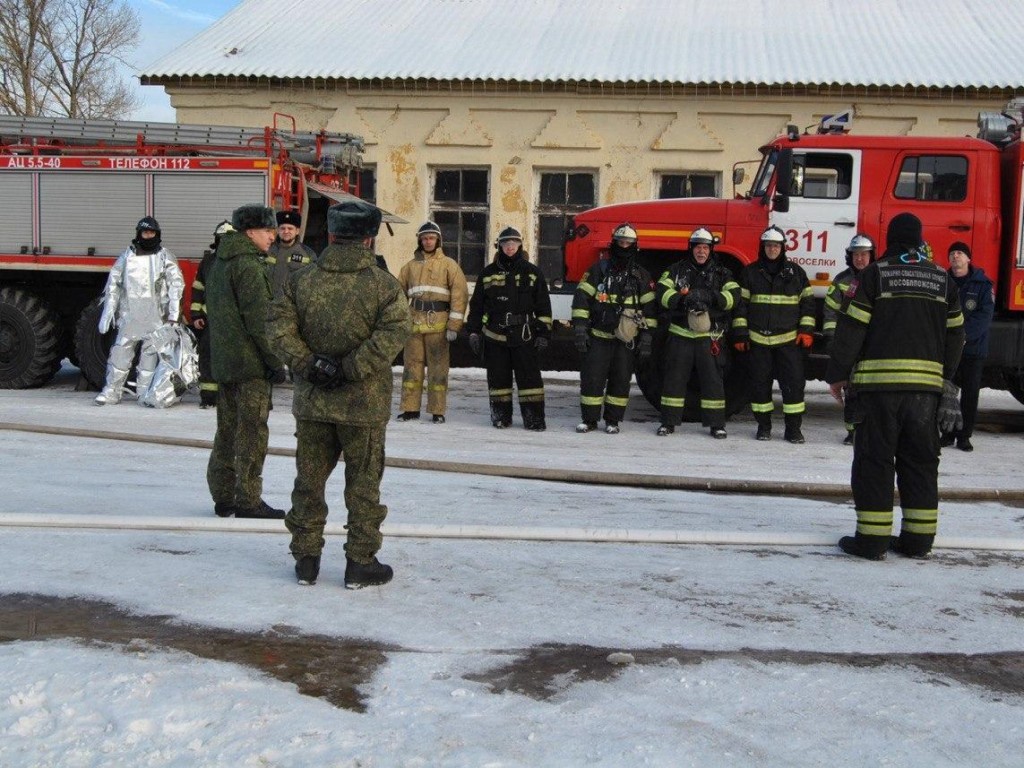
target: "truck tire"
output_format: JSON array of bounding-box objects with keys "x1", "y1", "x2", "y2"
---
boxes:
[
  {"x1": 74, "y1": 298, "x2": 115, "y2": 390},
  {"x1": 634, "y1": 335, "x2": 750, "y2": 420},
  {"x1": 0, "y1": 287, "x2": 64, "y2": 389}
]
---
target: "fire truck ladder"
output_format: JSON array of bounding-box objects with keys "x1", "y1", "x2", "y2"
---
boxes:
[{"x1": 0, "y1": 115, "x2": 363, "y2": 166}]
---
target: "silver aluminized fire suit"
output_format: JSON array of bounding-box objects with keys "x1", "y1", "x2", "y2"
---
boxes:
[{"x1": 97, "y1": 245, "x2": 185, "y2": 404}]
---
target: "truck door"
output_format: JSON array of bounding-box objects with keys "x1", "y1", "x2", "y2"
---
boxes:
[
  {"x1": 771, "y1": 149, "x2": 861, "y2": 297},
  {"x1": 881, "y1": 153, "x2": 974, "y2": 268}
]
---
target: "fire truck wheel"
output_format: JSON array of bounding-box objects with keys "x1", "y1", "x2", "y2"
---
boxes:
[
  {"x1": 73, "y1": 298, "x2": 115, "y2": 390},
  {"x1": 0, "y1": 287, "x2": 64, "y2": 389},
  {"x1": 634, "y1": 341, "x2": 750, "y2": 420}
]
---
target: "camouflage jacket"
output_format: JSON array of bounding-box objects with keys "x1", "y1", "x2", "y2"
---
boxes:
[
  {"x1": 267, "y1": 241, "x2": 411, "y2": 424},
  {"x1": 205, "y1": 231, "x2": 282, "y2": 383}
]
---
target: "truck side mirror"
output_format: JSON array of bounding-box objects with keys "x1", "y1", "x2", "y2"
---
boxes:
[
  {"x1": 732, "y1": 167, "x2": 746, "y2": 186},
  {"x1": 772, "y1": 148, "x2": 793, "y2": 212}
]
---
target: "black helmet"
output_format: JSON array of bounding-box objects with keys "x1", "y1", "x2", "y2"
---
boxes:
[
  {"x1": 135, "y1": 216, "x2": 160, "y2": 236},
  {"x1": 418, "y1": 220, "x2": 442, "y2": 239},
  {"x1": 495, "y1": 226, "x2": 523, "y2": 246},
  {"x1": 133, "y1": 216, "x2": 162, "y2": 252},
  {"x1": 327, "y1": 200, "x2": 382, "y2": 239}
]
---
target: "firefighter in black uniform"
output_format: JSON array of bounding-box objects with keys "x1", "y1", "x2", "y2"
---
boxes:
[
  {"x1": 732, "y1": 226, "x2": 815, "y2": 443},
  {"x1": 572, "y1": 223, "x2": 658, "y2": 434},
  {"x1": 655, "y1": 227, "x2": 740, "y2": 438},
  {"x1": 823, "y1": 233, "x2": 876, "y2": 445},
  {"x1": 465, "y1": 227, "x2": 553, "y2": 430},
  {"x1": 826, "y1": 213, "x2": 965, "y2": 560},
  {"x1": 189, "y1": 220, "x2": 234, "y2": 408}
]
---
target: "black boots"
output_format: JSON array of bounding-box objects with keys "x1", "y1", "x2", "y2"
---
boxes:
[
  {"x1": 295, "y1": 555, "x2": 321, "y2": 585},
  {"x1": 838, "y1": 534, "x2": 888, "y2": 561},
  {"x1": 396, "y1": 411, "x2": 420, "y2": 422},
  {"x1": 890, "y1": 533, "x2": 934, "y2": 559},
  {"x1": 214, "y1": 502, "x2": 235, "y2": 517},
  {"x1": 234, "y1": 500, "x2": 286, "y2": 520},
  {"x1": 784, "y1": 415, "x2": 805, "y2": 444},
  {"x1": 432, "y1": 414, "x2": 446, "y2": 424},
  {"x1": 344, "y1": 557, "x2": 393, "y2": 589}
]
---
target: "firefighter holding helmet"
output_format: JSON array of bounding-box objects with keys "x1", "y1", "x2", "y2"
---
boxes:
[
  {"x1": 731, "y1": 225, "x2": 815, "y2": 442},
  {"x1": 654, "y1": 227, "x2": 740, "y2": 438},
  {"x1": 571, "y1": 223, "x2": 658, "y2": 434},
  {"x1": 95, "y1": 216, "x2": 185, "y2": 406},
  {"x1": 465, "y1": 226, "x2": 553, "y2": 430},
  {"x1": 823, "y1": 233, "x2": 876, "y2": 444},
  {"x1": 395, "y1": 221, "x2": 469, "y2": 424}
]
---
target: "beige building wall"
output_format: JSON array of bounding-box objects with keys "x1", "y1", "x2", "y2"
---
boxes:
[{"x1": 163, "y1": 84, "x2": 1002, "y2": 273}]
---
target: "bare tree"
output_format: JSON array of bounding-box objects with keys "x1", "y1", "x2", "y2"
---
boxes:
[{"x1": 0, "y1": 0, "x2": 140, "y2": 119}]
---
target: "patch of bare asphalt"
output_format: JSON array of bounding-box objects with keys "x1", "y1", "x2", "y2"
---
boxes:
[{"x1": 2, "y1": 594, "x2": 1022, "y2": 709}]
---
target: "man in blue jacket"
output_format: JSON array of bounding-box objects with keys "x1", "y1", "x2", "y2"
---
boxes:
[{"x1": 941, "y1": 242, "x2": 994, "y2": 452}]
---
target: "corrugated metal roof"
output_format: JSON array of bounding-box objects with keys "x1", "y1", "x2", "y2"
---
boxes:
[{"x1": 141, "y1": 0, "x2": 1024, "y2": 89}]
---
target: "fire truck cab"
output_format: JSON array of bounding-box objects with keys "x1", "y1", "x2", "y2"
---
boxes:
[{"x1": 563, "y1": 105, "x2": 1024, "y2": 406}]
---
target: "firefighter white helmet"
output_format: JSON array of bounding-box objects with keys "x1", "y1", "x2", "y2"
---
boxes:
[
  {"x1": 689, "y1": 227, "x2": 717, "y2": 246},
  {"x1": 846, "y1": 233, "x2": 874, "y2": 253},
  {"x1": 845, "y1": 232, "x2": 876, "y2": 268},
  {"x1": 760, "y1": 226, "x2": 786, "y2": 244},
  {"x1": 612, "y1": 223, "x2": 638, "y2": 242},
  {"x1": 214, "y1": 220, "x2": 235, "y2": 238}
]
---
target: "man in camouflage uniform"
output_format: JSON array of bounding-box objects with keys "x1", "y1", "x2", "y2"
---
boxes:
[
  {"x1": 267, "y1": 200, "x2": 410, "y2": 589},
  {"x1": 396, "y1": 221, "x2": 469, "y2": 424},
  {"x1": 265, "y1": 210, "x2": 316, "y2": 299},
  {"x1": 205, "y1": 204, "x2": 288, "y2": 520}
]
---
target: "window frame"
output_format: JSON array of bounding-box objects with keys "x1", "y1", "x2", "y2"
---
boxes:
[
  {"x1": 429, "y1": 166, "x2": 490, "y2": 278},
  {"x1": 535, "y1": 168, "x2": 598, "y2": 282}
]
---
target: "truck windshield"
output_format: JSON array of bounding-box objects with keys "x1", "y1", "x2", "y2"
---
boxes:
[{"x1": 748, "y1": 149, "x2": 778, "y2": 199}]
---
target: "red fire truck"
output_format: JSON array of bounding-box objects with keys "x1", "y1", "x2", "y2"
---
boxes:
[
  {"x1": 0, "y1": 114, "x2": 380, "y2": 389},
  {"x1": 562, "y1": 104, "x2": 1024, "y2": 406}
]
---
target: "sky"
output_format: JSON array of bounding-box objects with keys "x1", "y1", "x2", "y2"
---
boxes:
[
  {"x1": 0, "y1": 367, "x2": 1023, "y2": 765},
  {"x1": 125, "y1": 0, "x2": 239, "y2": 122}
]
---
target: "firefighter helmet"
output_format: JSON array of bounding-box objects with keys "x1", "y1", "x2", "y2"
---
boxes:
[
  {"x1": 417, "y1": 220, "x2": 442, "y2": 239},
  {"x1": 612, "y1": 223, "x2": 638, "y2": 242},
  {"x1": 214, "y1": 220, "x2": 235, "y2": 238},
  {"x1": 327, "y1": 200, "x2": 382, "y2": 239},
  {"x1": 689, "y1": 227, "x2": 718, "y2": 246},
  {"x1": 135, "y1": 216, "x2": 160, "y2": 235},
  {"x1": 496, "y1": 226, "x2": 523, "y2": 245},
  {"x1": 845, "y1": 233, "x2": 876, "y2": 268},
  {"x1": 760, "y1": 226, "x2": 786, "y2": 244}
]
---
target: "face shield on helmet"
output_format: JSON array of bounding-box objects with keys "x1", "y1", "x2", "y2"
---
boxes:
[{"x1": 760, "y1": 226, "x2": 786, "y2": 244}]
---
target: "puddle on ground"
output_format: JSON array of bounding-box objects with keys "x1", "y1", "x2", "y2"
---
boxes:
[
  {"x1": 465, "y1": 643, "x2": 1024, "y2": 701},
  {"x1": 0, "y1": 593, "x2": 390, "y2": 712},
  {"x1": 3, "y1": 594, "x2": 1023, "y2": 708}
]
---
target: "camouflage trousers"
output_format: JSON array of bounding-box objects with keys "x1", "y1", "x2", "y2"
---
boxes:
[
  {"x1": 400, "y1": 332, "x2": 450, "y2": 415},
  {"x1": 285, "y1": 419, "x2": 388, "y2": 564},
  {"x1": 206, "y1": 378, "x2": 271, "y2": 509}
]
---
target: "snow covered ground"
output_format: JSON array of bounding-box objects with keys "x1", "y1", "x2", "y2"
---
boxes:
[{"x1": 0, "y1": 366, "x2": 1022, "y2": 767}]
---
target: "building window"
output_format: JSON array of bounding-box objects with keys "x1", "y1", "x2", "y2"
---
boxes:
[
  {"x1": 658, "y1": 172, "x2": 719, "y2": 199},
  {"x1": 352, "y1": 166, "x2": 375, "y2": 202},
  {"x1": 536, "y1": 170, "x2": 596, "y2": 280},
  {"x1": 895, "y1": 156, "x2": 968, "y2": 202},
  {"x1": 789, "y1": 153, "x2": 854, "y2": 199},
  {"x1": 431, "y1": 168, "x2": 489, "y2": 277}
]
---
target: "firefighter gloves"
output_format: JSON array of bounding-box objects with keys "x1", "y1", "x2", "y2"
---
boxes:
[
  {"x1": 797, "y1": 333, "x2": 814, "y2": 348},
  {"x1": 938, "y1": 379, "x2": 964, "y2": 434}
]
